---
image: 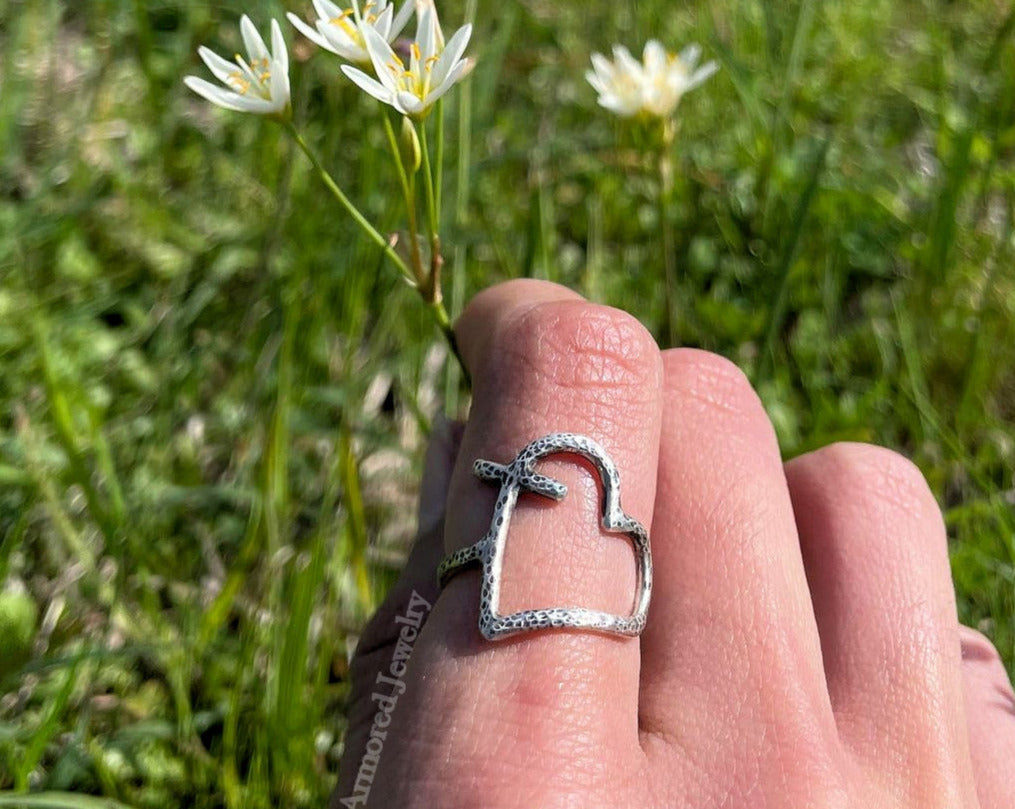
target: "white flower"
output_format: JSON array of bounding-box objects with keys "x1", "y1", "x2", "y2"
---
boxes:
[
  {"x1": 184, "y1": 16, "x2": 291, "y2": 116},
  {"x1": 586, "y1": 40, "x2": 718, "y2": 119},
  {"x1": 340, "y1": 3, "x2": 473, "y2": 119},
  {"x1": 287, "y1": 0, "x2": 414, "y2": 66}
]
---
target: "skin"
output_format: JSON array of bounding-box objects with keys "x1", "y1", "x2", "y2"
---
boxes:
[{"x1": 333, "y1": 280, "x2": 1015, "y2": 808}]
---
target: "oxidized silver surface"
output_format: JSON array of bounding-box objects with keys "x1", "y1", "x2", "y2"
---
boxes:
[{"x1": 437, "y1": 432, "x2": 652, "y2": 641}]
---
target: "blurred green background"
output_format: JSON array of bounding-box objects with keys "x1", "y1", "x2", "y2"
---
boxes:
[{"x1": 1, "y1": 0, "x2": 1013, "y2": 805}]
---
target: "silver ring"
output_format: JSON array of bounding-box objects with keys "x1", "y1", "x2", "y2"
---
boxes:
[{"x1": 437, "y1": 432, "x2": 652, "y2": 641}]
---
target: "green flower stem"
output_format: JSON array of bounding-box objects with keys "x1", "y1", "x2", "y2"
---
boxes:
[
  {"x1": 381, "y1": 114, "x2": 413, "y2": 206},
  {"x1": 286, "y1": 120, "x2": 468, "y2": 379},
  {"x1": 658, "y1": 119, "x2": 678, "y2": 348},
  {"x1": 381, "y1": 114, "x2": 426, "y2": 288},
  {"x1": 420, "y1": 122, "x2": 439, "y2": 241},
  {"x1": 430, "y1": 295, "x2": 469, "y2": 388},
  {"x1": 284, "y1": 121, "x2": 412, "y2": 283},
  {"x1": 435, "y1": 99, "x2": 445, "y2": 220},
  {"x1": 419, "y1": 119, "x2": 443, "y2": 301}
]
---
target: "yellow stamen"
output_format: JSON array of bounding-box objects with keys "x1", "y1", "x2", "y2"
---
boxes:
[
  {"x1": 228, "y1": 72, "x2": 251, "y2": 94},
  {"x1": 336, "y1": 19, "x2": 359, "y2": 38}
]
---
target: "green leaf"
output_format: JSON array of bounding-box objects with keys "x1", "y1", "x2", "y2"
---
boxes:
[{"x1": 0, "y1": 794, "x2": 136, "y2": 809}]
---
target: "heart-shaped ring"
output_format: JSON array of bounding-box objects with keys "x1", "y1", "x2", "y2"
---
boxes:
[{"x1": 436, "y1": 432, "x2": 652, "y2": 640}]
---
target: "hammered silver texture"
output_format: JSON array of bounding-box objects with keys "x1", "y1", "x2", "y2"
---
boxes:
[{"x1": 436, "y1": 432, "x2": 652, "y2": 641}]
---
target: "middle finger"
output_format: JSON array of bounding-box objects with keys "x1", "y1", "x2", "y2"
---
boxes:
[{"x1": 639, "y1": 348, "x2": 843, "y2": 805}]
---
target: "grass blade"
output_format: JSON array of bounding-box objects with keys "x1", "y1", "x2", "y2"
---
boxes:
[
  {"x1": 0, "y1": 796, "x2": 136, "y2": 809},
  {"x1": 756, "y1": 137, "x2": 831, "y2": 381}
]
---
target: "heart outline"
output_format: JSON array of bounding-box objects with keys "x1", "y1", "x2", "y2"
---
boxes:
[{"x1": 437, "y1": 432, "x2": 652, "y2": 641}]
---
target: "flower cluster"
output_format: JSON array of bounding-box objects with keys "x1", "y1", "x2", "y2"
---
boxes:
[
  {"x1": 184, "y1": 2, "x2": 473, "y2": 121},
  {"x1": 182, "y1": 7, "x2": 719, "y2": 373},
  {"x1": 586, "y1": 40, "x2": 717, "y2": 120}
]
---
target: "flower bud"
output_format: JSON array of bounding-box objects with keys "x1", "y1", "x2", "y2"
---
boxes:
[{"x1": 400, "y1": 116, "x2": 422, "y2": 174}]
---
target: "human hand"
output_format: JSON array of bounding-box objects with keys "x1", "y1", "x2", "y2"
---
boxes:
[{"x1": 333, "y1": 280, "x2": 1015, "y2": 808}]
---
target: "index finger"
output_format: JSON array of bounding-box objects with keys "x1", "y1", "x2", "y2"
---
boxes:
[{"x1": 376, "y1": 279, "x2": 663, "y2": 801}]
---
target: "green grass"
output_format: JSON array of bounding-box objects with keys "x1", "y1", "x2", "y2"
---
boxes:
[{"x1": 1, "y1": 0, "x2": 1013, "y2": 804}]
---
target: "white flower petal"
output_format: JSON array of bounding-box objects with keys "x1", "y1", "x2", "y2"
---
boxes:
[
  {"x1": 643, "y1": 39, "x2": 667, "y2": 71},
  {"x1": 598, "y1": 94, "x2": 638, "y2": 117},
  {"x1": 329, "y1": 40, "x2": 367, "y2": 63},
  {"x1": 457, "y1": 56, "x2": 476, "y2": 83},
  {"x1": 362, "y1": 24, "x2": 401, "y2": 93},
  {"x1": 185, "y1": 76, "x2": 258, "y2": 112},
  {"x1": 586, "y1": 69, "x2": 609, "y2": 95},
  {"x1": 425, "y1": 59, "x2": 468, "y2": 107},
  {"x1": 240, "y1": 15, "x2": 270, "y2": 62},
  {"x1": 314, "y1": 0, "x2": 343, "y2": 21},
  {"x1": 686, "y1": 60, "x2": 719, "y2": 90},
  {"x1": 197, "y1": 46, "x2": 239, "y2": 85},
  {"x1": 390, "y1": 0, "x2": 415, "y2": 39},
  {"x1": 288, "y1": 12, "x2": 331, "y2": 51},
  {"x1": 395, "y1": 90, "x2": 425, "y2": 115},
  {"x1": 644, "y1": 92, "x2": 673, "y2": 117},
  {"x1": 184, "y1": 75, "x2": 231, "y2": 104},
  {"x1": 590, "y1": 52, "x2": 616, "y2": 82},
  {"x1": 679, "y1": 43, "x2": 702, "y2": 67},
  {"x1": 373, "y1": 4, "x2": 395, "y2": 38},
  {"x1": 415, "y1": 5, "x2": 438, "y2": 59},
  {"x1": 269, "y1": 66, "x2": 290, "y2": 111},
  {"x1": 270, "y1": 19, "x2": 288, "y2": 73},
  {"x1": 342, "y1": 64, "x2": 394, "y2": 104},
  {"x1": 429, "y1": 23, "x2": 471, "y2": 89},
  {"x1": 235, "y1": 95, "x2": 278, "y2": 113},
  {"x1": 613, "y1": 45, "x2": 641, "y2": 78},
  {"x1": 322, "y1": 20, "x2": 364, "y2": 56}
]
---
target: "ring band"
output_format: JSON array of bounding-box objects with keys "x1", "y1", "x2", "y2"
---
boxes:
[{"x1": 437, "y1": 432, "x2": 652, "y2": 641}]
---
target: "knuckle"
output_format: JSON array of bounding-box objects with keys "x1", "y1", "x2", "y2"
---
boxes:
[
  {"x1": 662, "y1": 348, "x2": 767, "y2": 425},
  {"x1": 960, "y1": 625, "x2": 1007, "y2": 669},
  {"x1": 497, "y1": 299, "x2": 661, "y2": 398},
  {"x1": 817, "y1": 442, "x2": 940, "y2": 519}
]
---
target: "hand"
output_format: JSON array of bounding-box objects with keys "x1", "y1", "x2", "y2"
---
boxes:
[{"x1": 333, "y1": 280, "x2": 1015, "y2": 809}]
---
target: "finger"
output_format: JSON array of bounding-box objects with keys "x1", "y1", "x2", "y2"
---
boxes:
[
  {"x1": 417, "y1": 416, "x2": 466, "y2": 536},
  {"x1": 333, "y1": 417, "x2": 463, "y2": 801},
  {"x1": 960, "y1": 626, "x2": 1015, "y2": 809},
  {"x1": 784, "y1": 444, "x2": 978, "y2": 805},
  {"x1": 639, "y1": 350, "x2": 839, "y2": 807},
  {"x1": 384, "y1": 279, "x2": 663, "y2": 799}
]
